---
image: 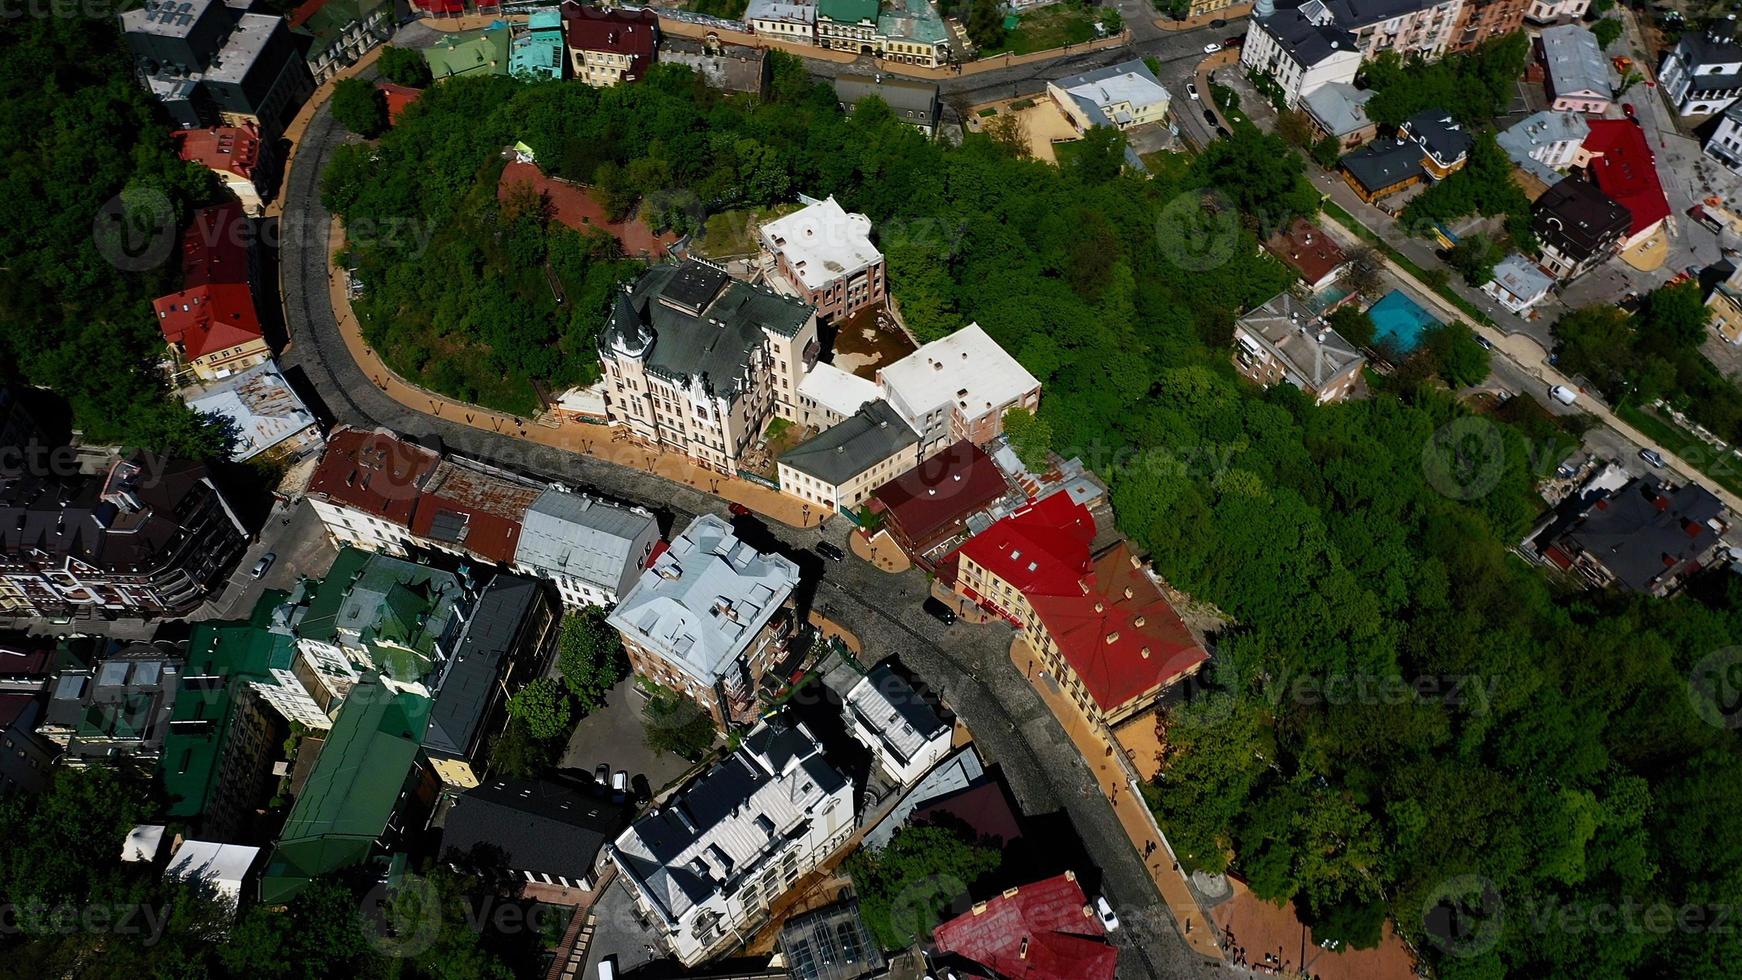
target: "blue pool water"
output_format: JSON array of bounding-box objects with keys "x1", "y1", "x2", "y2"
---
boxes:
[{"x1": 1366, "y1": 290, "x2": 1442, "y2": 353}]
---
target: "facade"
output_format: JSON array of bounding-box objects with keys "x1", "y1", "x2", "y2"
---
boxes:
[
  {"x1": 1339, "y1": 138, "x2": 1425, "y2": 202},
  {"x1": 1530, "y1": 475, "x2": 1728, "y2": 596},
  {"x1": 1233, "y1": 291, "x2": 1366, "y2": 404},
  {"x1": 777, "y1": 400, "x2": 921, "y2": 513},
  {"x1": 562, "y1": 3, "x2": 659, "y2": 86},
  {"x1": 1300, "y1": 0, "x2": 1465, "y2": 62},
  {"x1": 610, "y1": 721, "x2": 854, "y2": 966},
  {"x1": 760, "y1": 195, "x2": 887, "y2": 323},
  {"x1": 868, "y1": 439, "x2": 1011, "y2": 567},
  {"x1": 1263, "y1": 217, "x2": 1349, "y2": 292},
  {"x1": 1659, "y1": 28, "x2": 1742, "y2": 116},
  {"x1": 1240, "y1": 8, "x2": 1361, "y2": 107},
  {"x1": 1524, "y1": 0, "x2": 1588, "y2": 22},
  {"x1": 1449, "y1": 0, "x2": 1526, "y2": 52},
  {"x1": 173, "y1": 125, "x2": 278, "y2": 216},
  {"x1": 511, "y1": 10, "x2": 569, "y2": 80},
  {"x1": 289, "y1": 0, "x2": 394, "y2": 84},
  {"x1": 1482, "y1": 253, "x2": 1555, "y2": 314},
  {"x1": 659, "y1": 36, "x2": 770, "y2": 96},
  {"x1": 1704, "y1": 102, "x2": 1742, "y2": 174},
  {"x1": 154, "y1": 202, "x2": 268, "y2": 382},
  {"x1": 1497, "y1": 110, "x2": 1590, "y2": 186},
  {"x1": 183, "y1": 361, "x2": 324, "y2": 462},
  {"x1": 606, "y1": 514, "x2": 801, "y2": 727},
  {"x1": 1047, "y1": 60, "x2": 1172, "y2": 131},
  {"x1": 41, "y1": 644, "x2": 182, "y2": 769},
  {"x1": 746, "y1": 0, "x2": 816, "y2": 41},
  {"x1": 815, "y1": 0, "x2": 950, "y2": 67},
  {"x1": 512, "y1": 488, "x2": 660, "y2": 609},
  {"x1": 1538, "y1": 24, "x2": 1612, "y2": 114},
  {"x1": 1301, "y1": 81, "x2": 1378, "y2": 150},
  {"x1": 1707, "y1": 261, "x2": 1742, "y2": 345},
  {"x1": 1583, "y1": 119, "x2": 1671, "y2": 251},
  {"x1": 121, "y1": 0, "x2": 314, "y2": 136},
  {"x1": 305, "y1": 427, "x2": 441, "y2": 557},
  {"x1": 599, "y1": 261, "x2": 819, "y2": 474},
  {"x1": 795, "y1": 362, "x2": 880, "y2": 430},
  {"x1": 877, "y1": 323, "x2": 1042, "y2": 459},
  {"x1": 843, "y1": 665, "x2": 951, "y2": 786},
  {"x1": 0, "y1": 693, "x2": 57, "y2": 795},
  {"x1": 0, "y1": 457, "x2": 248, "y2": 619},
  {"x1": 835, "y1": 74, "x2": 940, "y2": 136},
  {"x1": 931, "y1": 871, "x2": 1117, "y2": 980},
  {"x1": 1531, "y1": 177, "x2": 1631, "y2": 278},
  {"x1": 442, "y1": 775, "x2": 627, "y2": 903}
]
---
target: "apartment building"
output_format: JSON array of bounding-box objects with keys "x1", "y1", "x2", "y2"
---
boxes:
[
  {"x1": 290, "y1": 0, "x2": 394, "y2": 84},
  {"x1": 1048, "y1": 60, "x2": 1172, "y2": 131},
  {"x1": 868, "y1": 440, "x2": 1011, "y2": 568},
  {"x1": 611, "y1": 720, "x2": 854, "y2": 965},
  {"x1": 1538, "y1": 24, "x2": 1612, "y2": 114},
  {"x1": 1449, "y1": 0, "x2": 1526, "y2": 53},
  {"x1": 154, "y1": 202, "x2": 270, "y2": 382},
  {"x1": 561, "y1": 2, "x2": 658, "y2": 87},
  {"x1": 877, "y1": 323, "x2": 1042, "y2": 459},
  {"x1": 599, "y1": 261, "x2": 819, "y2": 474},
  {"x1": 1524, "y1": 0, "x2": 1587, "y2": 22},
  {"x1": 1497, "y1": 110, "x2": 1591, "y2": 187},
  {"x1": 1272, "y1": 0, "x2": 1464, "y2": 62},
  {"x1": 1241, "y1": 5, "x2": 1361, "y2": 107},
  {"x1": 834, "y1": 74, "x2": 941, "y2": 136},
  {"x1": 442, "y1": 775, "x2": 628, "y2": 903},
  {"x1": 746, "y1": 0, "x2": 816, "y2": 41},
  {"x1": 1659, "y1": 27, "x2": 1742, "y2": 117},
  {"x1": 1302, "y1": 81, "x2": 1379, "y2": 150},
  {"x1": 1529, "y1": 475, "x2": 1728, "y2": 596},
  {"x1": 1232, "y1": 291, "x2": 1366, "y2": 404},
  {"x1": 1530, "y1": 176, "x2": 1631, "y2": 278},
  {"x1": 760, "y1": 195, "x2": 887, "y2": 323},
  {"x1": 173, "y1": 125, "x2": 278, "y2": 216},
  {"x1": 306, "y1": 427, "x2": 441, "y2": 556},
  {"x1": 512, "y1": 488, "x2": 660, "y2": 609},
  {"x1": 1583, "y1": 119, "x2": 1671, "y2": 251},
  {"x1": 843, "y1": 665, "x2": 951, "y2": 786},
  {"x1": 776, "y1": 400, "x2": 921, "y2": 514},
  {"x1": 816, "y1": 0, "x2": 951, "y2": 68},
  {"x1": 121, "y1": 0, "x2": 314, "y2": 137},
  {"x1": 182, "y1": 362, "x2": 323, "y2": 463},
  {"x1": 41, "y1": 644, "x2": 182, "y2": 770}
]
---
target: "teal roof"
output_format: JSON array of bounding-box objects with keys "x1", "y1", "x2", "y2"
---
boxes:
[
  {"x1": 528, "y1": 8, "x2": 561, "y2": 30},
  {"x1": 819, "y1": 0, "x2": 879, "y2": 24},
  {"x1": 510, "y1": 30, "x2": 566, "y2": 80},
  {"x1": 423, "y1": 25, "x2": 512, "y2": 79},
  {"x1": 160, "y1": 620, "x2": 300, "y2": 819},
  {"x1": 878, "y1": 0, "x2": 948, "y2": 44}
]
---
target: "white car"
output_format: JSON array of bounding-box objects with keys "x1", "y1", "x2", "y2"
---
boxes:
[
  {"x1": 1095, "y1": 896, "x2": 1120, "y2": 932},
  {"x1": 1203, "y1": 42, "x2": 1223, "y2": 54},
  {"x1": 1186, "y1": 81, "x2": 1199, "y2": 100}
]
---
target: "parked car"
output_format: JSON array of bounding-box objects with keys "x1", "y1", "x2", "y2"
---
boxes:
[
  {"x1": 1216, "y1": 125, "x2": 1232, "y2": 139},
  {"x1": 1203, "y1": 41, "x2": 1222, "y2": 53},
  {"x1": 1225, "y1": 35, "x2": 1244, "y2": 47},
  {"x1": 1186, "y1": 81, "x2": 1199, "y2": 100},
  {"x1": 1623, "y1": 103, "x2": 1636, "y2": 119},
  {"x1": 599, "y1": 957, "x2": 617, "y2": 980},
  {"x1": 1640, "y1": 448, "x2": 1667, "y2": 468},
  {"x1": 1202, "y1": 108, "x2": 1217, "y2": 125},
  {"x1": 817, "y1": 541, "x2": 846, "y2": 562},
  {"x1": 1095, "y1": 896, "x2": 1121, "y2": 932},
  {"x1": 1209, "y1": 17, "x2": 1227, "y2": 26},
  {"x1": 1548, "y1": 384, "x2": 1579, "y2": 406},
  {"x1": 727, "y1": 502, "x2": 751, "y2": 517},
  {"x1": 923, "y1": 597, "x2": 958, "y2": 626},
  {"x1": 612, "y1": 770, "x2": 629, "y2": 799},
  {"x1": 1474, "y1": 334, "x2": 1493, "y2": 351},
  {"x1": 594, "y1": 762, "x2": 610, "y2": 785},
  {"x1": 250, "y1": 553, "x2": 276, "y2": 579}
]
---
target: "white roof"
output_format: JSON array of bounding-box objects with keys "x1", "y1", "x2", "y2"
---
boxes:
[
  {"x1": 744, "y1": 0, "x2": 815, "y2": 23},
  {"x1": 606, "y1": 514, "x2": 800, "y2": 684},
  {"x1": 1488, "y1": 253, "x2": 1555, "y2": 300},
  {"x1": 798, "y1": 362, "x2": 879, "y2": 419},
  {"x1": 122, "y1": 824, "x2": 166, "y2": 863},
  {"x1": 760, "y1": 195, "x2": 882, "y2": 291},
  {"x1": 183, "y1": 361, "x2": 320, "y2": 462},
  {"x1": 1064, "y1": 68, "x2": 1170, "y2": 114},
  {"x1": 878, "y1": 322, "x2": 1040, "y2": 430},
  {"x1": 846, "y1": 666, "x2": 948, "y2": 767},
  {"x1": 514, "y1": 487, "x2": 657, "y2": 593},
  {"x1": 165, "y1": 840, "x2": 261, "y2": 905}
]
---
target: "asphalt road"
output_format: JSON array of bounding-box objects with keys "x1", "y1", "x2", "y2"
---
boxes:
[{"x1": 278, "y1": 91, "x2": 1219, "y2": 979}]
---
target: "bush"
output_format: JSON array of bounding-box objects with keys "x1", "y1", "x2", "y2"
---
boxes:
[
  {"x1": 642, "y1": 688, "x2": 717, "y2": 759},
  {"x1": 331, "y1": 78, "x2": 387, "y2": 137}
]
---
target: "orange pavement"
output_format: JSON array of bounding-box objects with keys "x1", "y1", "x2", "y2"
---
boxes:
[
  {"x1": 1006, "y1": 636, "x2": 1226, "y2": 963},
  {"x1": 849, "y1": 528, "x2": 911, "y2": 572}
]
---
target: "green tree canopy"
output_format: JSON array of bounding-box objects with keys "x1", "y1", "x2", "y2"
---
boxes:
[
  {"x1": 556, "y1": 609, "x2": 624, "y2": 711},
  {"x1": 844, "y1": 823, "x2": 1003, "y2": 949},
  {"x1": 377, "y1": 46, "x2": 433, "y2": 88},
  {"x1": 506, "y1": 678, "x2": 572, "y2": 742},
  {"x1": 331, "y1": 78, "x2": 387, "y2": 138}
]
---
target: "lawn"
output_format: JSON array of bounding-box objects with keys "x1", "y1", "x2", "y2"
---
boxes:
[
  {"x1": 980, "y1": 3, "x2": 1107, "y2": 56},
  {"x1": 1615, "y1": 402, "x2": 1742, "y2": 498},
  {"x1": 685, "y1": 0, "x2": 747, "y2": 17},
  {"x1": 692, "y1": 203, "x2": 803, "y2": 259}
]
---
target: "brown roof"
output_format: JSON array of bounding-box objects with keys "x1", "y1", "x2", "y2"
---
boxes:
[
  {"x1": 305, "y1": 427, "x2": 440, "y2": 530},
  {"x1": 560, "y1": 2, "x2": 657, "y2": 78},
  {"x1": 498, "y1": 160, "x2": 678, "y2": 258},
  {"x1": 407, "y1": 459, "x2": 540, "y2": 564},
  {"x1": 1263, "y1": 217, "x2": 1347, "y2": 286},
  {"x1": 871, "y1": 440, "x2": 1009, "y2": 544}
]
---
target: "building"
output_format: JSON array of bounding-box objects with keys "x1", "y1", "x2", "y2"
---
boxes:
[
  {"x1": 910, "y1": 775, "x2": 1023, "y2": 846},
  {"x1": 659, "y1": 36, "x2": 770, "y2": 96},
  {"x1": 121, "y1": 0, "x2": 315, "y2": 136},
  {"x1": 512, "y1": 488, "x2": 660, "y2": 609},
  {"x1": 1705, "y1": 102, "x2": 1742, "y2": 174},
  {"x1": 562, "y1": 3, "x2": 658, "y2": 86},
  {"x1": 165, "y1": 841, "x2": 263, "y2": 910},
  {"x1": 843, "y1": 664, "x2": 951, "y2": 786},
  {"x1": 305, "y1": 427, "x2": 441, "y2": 557},
  {"x1": 378, "y1": 81, "x2": 422, "y2": 123},
  {"x1": 816, "y1": 0, "x2": 950, "y2": 68},
  {"x1": 424, "y1": 24, "x2": 512, "y2": 78},
  {"x1": 931, "y1": 871, "x2": 1117, "y2": 980},
  {"x1": 1285, "y1": 0, "x2": 1466, "y2": 62},
  {"x1": 868, "y1": 440, "x2": 1011, "y2": 567},
  {"x1": 834, "y1": 74, "x2": 940, "y2": 136},
  {"x1": 795, "y1": 362, "x2": 880, "y2": 430},
  {"x1": 599, "y1": 261, "x2": 819, "y2": 474},
  {"x1": 1531, "y1": 177, "x2": 1631, "y2": 278},
  {"x1": 1525, "y1": 0, "x2": 1588, "y2": 23},
  {"x1": 777, "y1": 400, "x2": 921, "y2": 513},
  {"x1": 0, "y1": 457, "x2": 249, "y2": 619},
  {"x1": 183, "y1": 362, "x2": 324, "y2": 463},
  {"x1": 41, "y1": 644, "x2": 182, "y2": 769},
  {"x1": 760, "y1": 195, "x2": 887, "y2": 323},
  {"x1": 1239, "y1": 6, "x2": 1361, "y2": 107},
  {"x1": 173, "y1": 125, "x2": 279, "y2": 216},
  {"x1": 410, "y1": 455, "x2": 542, "y2": 566},
  {"x1": 1582, "y1": 119, "x2": 1671, "y2": 251},
  {"x1": 511, "y1": 9, "x2": 569, "y2": 80},
  {"x1": 424, "y1": 573, "x2": 555, "y2": 788},
  {"x1": 1339, "y1": 138, "x2": 1425, "y2": 202},
  {"x1": 1232, "y1": 291, "x2": 1366, "y2": 404},
  {"x1": 607, "y1": 514, "x2": 801, "y2": 727},
  {"x1": 153, "y1": 281, "x2": 269, "y2": 382},
  {"x1": 1402, "y1": 109, "x2": 1473, "y2": 178},
  {"x1": 780, "y1": 901, "x2": 886, "y2": 980},
  {"x1": 442, "y1": 775, "x2": 628, "y2": 903},
  {"x1": 610, "y1": 720, "x2": 854, "y2": 966},
  {"x1": 1482, "y1": 253, "x2": 1556, "y2": 314},
  {"x1": 1263, "y1": 217, "x2": 1349, "y2": 292},
  {"x1": 1187, "y1": 0, "x2": 1242, "y2": 15},
  {"x1": 746, "y1": 0, "x2": 816, "y2": 41},
  {"x1": 1530, "y1": 475, "x2": 1728, "y2": 596},
  {"x1": 1301, "y1": 81, "x2": 1378, "y2": 151},
  {"x1": 1047, "y1": 60, "x2": 1172, "y2": 131},
  {"x1": 260, "y1": 677, "x2": 438, "y2": 903},
  {"x1": 289, "y1": 0, "x2": 394, "y2": 84},
  {"x1": 877, "y1": 323, "x2": 1042, "y2": 459},
  {"x1": 1659, "y1": 27, "x2": 1742, "y2": 116},
  {"x1": 1449, "y1": 0, "x2": 1526, "y2": 52},
  {"x1": 1538, "y1": 24, "x2": 1612, "y2": 114},
  {"x1": 1707, "y1": 261, "x2": 1742, "y2": 344},
  {"x1": 0, "y1": 693, "x2": 58, "y2": 794},
  {"x1": 1497, "y1": 110, "x2": 1591, "y2": 186}
]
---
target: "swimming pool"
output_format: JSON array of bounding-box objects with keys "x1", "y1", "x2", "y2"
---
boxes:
[{"x1": 1366, "y1": 290, "x2": 1442, "y2": 353}]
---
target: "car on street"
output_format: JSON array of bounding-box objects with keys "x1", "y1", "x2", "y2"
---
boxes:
[
  {"x1": 1475, "y1": 334, "x2": 1493, "y2": 350},
  {"x1": 1203, "y1": 108, "x2": 1217, "y2": 124},
  {"x1": 1549, "y1": 384, "x2": 1579, "y2": 406},
  {"x1": 1096, "y1": 896, "x2": 1120, "y2": 931},
  {"x1": 1203, "y1": 41, "x2": 1222, "y2": 53},
  {"x1": 923, "y1": 597, "x2": 958, "y2": 626},
  {"x1": 250, "y1": 553, "x2": 276, "y2": 579},
  {"x1": 817, "y1": 541, "x2": 846, "y2": 562},
  {"x1": 1209, "y1": 17, "x2": 1226, "y2": 26},
  {"x1": 594, "y1": 763, "x2": 610, "y2": 785},
  {"x1": 1216, "y1": 125, "x2": 1232, "y2": 139},
  {"x1": 1225, "y1": 35, "x2": 1244, "y2": 47},
  {"x1": 1623, "y1": 103, "x2": 1636, "y2": 119},
  {"x1": 728, "y1": 501, "x2": 750, "y2": 517},
  {"x1": 1186, "y1": 81, "x2": 1199, "y2": 100},
  {"x1": 612, "y1": 770, "x2": 628, "y2": 800},
  {"x1": 1640, "y1": 448, "x2": 1667, "y2": 468}
]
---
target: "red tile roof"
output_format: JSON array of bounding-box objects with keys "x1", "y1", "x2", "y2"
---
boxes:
[
  {"x1": 376, "y1": 82, "x2": 423, "y2": 124},
  {"x1": 561, "y1": 2, "x2": 658, "y2": 76},
  {"x1": 306, "y1": 427, "x2": 441, "y2": 529},
  {"x1": 173, "y1": 125, "x2": 263, "y2": 180},
  {"x1": 953, "y1": 492, "x2": 1096, "y2": 596},
  {"x1": 0, "y1": 636, "x2": 54, "y2": 680},
  {"x1": 872, "y1": 440, "x2": 1010, "y2": 545},
  {"x1": 1263, "y1": 217, "x2": 1347, "y2": 286},
  {"x1": 180, "y1": 202, "x2": 253, "y2": 287},
  {"x1": 407, "y1": 459, "x2": 540, "y2": 564},
  {"x1": 1583, "y1": 121, "x2": 1669, "y2": 237},
  {"x1": 498, "y1": 160, "x2": 678, "y2": 258},
  {"x1": 932, "y1": 872, "x2": 1116, "y2": 980},
  {"x1": 152, "y1": 282, "x2": 263, "y2": 359},
  {"x1": 1026, "y1": 542, "x2": 1208, "y2": 715}
]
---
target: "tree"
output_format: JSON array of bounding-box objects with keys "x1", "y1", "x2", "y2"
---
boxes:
[
  {"x1": 983, "y1": 113, "x2": 1031, "y2": 160},
  {"x1": 844, "y1": 823, "x2": 1002, "y2": 949},
  {"x1": 1592, "y1": 17, "x2": 1623, "y2": 50},
  {"x1": 1277, "y1": 108, "x2": 1318, "y2": 148},
  {"x1": 1327, "y1": 305, "x2": 1376, "y2": 348},
  {"x1": 377, "y1": 45, "x2": 433, "y2": 87},
  {"x1": 965, "y1": 0, "x2": 1007, "y2": 49},
  {"x1": 1420, "y1": 322, "x2": 1492, "y2": 387},
  {"x1": 506, "y1": 678, "x2": 572, "y2": 742},
  {"x1": 1341, "y1": 245, "x2": 1386, "y2": 299},
  {"x1": 1444, "y1": 233, "x2": 1505, "y2": 285},
  {"x1": 331, "y1": 78, "x2": 387, "y2": 137},
  {"x1": 1003, "y1": 406, "x2": 1053, "y2": 470},
  {"x1": 488, "y1": 718, "x2": 557, "y2": 779},
  {"x1": 1193, "y1": 125, "x2": 1319, "y2": 224},
  {"x1": 556, "y1": 610, "x2": 623, "y2": 711},
  {"x1": 1064, "y1": 125, "x2": 1126, "y2": 185},
  {"x1": 1638, "y1": 280, "x2": 1708, "y2": 355},
  {"x1": 642, "y1": 689, "x2": 717, "y2": 759},
  {"x1": 1311, "y1": 135, "x2": 1342, "y2": 170}
]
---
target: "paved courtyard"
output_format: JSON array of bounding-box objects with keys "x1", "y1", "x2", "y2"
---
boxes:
[{"x1": 558, "y1": 676, "x2": 702, "y2": 800}]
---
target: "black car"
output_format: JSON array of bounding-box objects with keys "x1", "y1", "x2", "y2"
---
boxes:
[
  {"x1": 923, "y1": 597, "x2": 958, "y2": 626},
  {"x1": 1209, "y1": 17, "x2": 1226, "y2": 26},
  {"x1": 1216, "y1": 126, "x2": 1232, "y2": 139},
  {"x1": 817, "y1": 541, "x2": 846, "y2": 561},
  {"x1": 1203, "y1": 108, "x2": 1217, "y2": 125}
]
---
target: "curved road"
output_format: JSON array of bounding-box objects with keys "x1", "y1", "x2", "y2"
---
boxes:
[{"x1": 280, "y1": 87, "x2": 1219, "y2": 978}]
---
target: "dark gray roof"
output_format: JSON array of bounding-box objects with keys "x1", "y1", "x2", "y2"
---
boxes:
[
  {"x1": 1403, "y1": 109, "x2": 1472, "y2": 165},
  {"x1": 1562, "y1": 476, "x2": 1725, "y2": 592},
  {"x1": 865, "y1": 664, "x2": 946, "y2": 739},
  {"x1": 424, "y1": 573, "x2": 545, "y2": 761},
  {"x1": 1340, "y1": 138, "x2": 1424, "y2": 191},
  {"x1": 1255, "y1": 8, "x2": 1356, "y2": 66},
  {"x1": 1299, "y1": 0, "x2": 1441, "y2": 30},
  {"x1": 1531, "y1": 177, "x2": 1631, "y2": 260},
  {"x1": 442, "y1": 775, "x2": 625, "y2": 878},
  {"x1": 835, "y1": 72, "x2": 939, "y2": 126},
  {"x1": 1674, "y1": 28, "x2": 1742, "y2": 69},
  {"x1": 603, "y1": 262, "x2": 813, "y2": 399},
  {"x1": 780, "y1": 900, "x2": 887, "y2": 980},
  {"x1": 779, "y1": 400, "x2": 918, "y2": 485}
]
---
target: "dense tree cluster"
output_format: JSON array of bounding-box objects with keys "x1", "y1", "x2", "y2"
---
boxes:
[
  {"x1": 1401, "y1": 132, "x2": 1537, "y2": 248},
  {"x1": 844, "y1": 823, "x2": 1003, "y2": 949},
  {"x1": 1362, "y1": 33, "x2": 1530, "y2": 128}
]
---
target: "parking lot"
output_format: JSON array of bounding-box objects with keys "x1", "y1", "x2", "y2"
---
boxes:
[{"x1": 558, "y1": 675, "x2": 700, "y2": 801}]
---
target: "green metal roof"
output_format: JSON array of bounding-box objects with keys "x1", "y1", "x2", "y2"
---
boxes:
[
  {"x1": 423, "y1": 25, "x2": 512, "y2": 79},
  {"x1": 819, "y1": 0, "x2": 879, "y2": 24},
  {"x1": 879, "y1": 0, "x2": 948, "y2": 45},
  {"x1": 287, "y1": 548, "x2": 465, "y2": 687}
]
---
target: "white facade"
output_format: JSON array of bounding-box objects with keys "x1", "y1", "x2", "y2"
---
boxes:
[
  {"x1": 253, "y1": 668, "x2": 333, "y2": 730},
  {"x1": 1482, "y1": 254, "x2": 1555, "y2": 314},
  {"x1": 1240, "y1": 13, "x2": 1362, "y2": 106},
  {"x1": 308, "y1": 496, "x2": 418, "y2": 556},
  {"x1": 746, "y1": 0, "x2": 816, "y2": 40},
  {"x1": 876, "y1": 322, "x2": 1042, "y2": 458},
  {"x1": 1525, "y1": 0, "x2": 1589, "y2": 23},
  {"x1": 1660, "y1": 30, "x2": 1742, "y2": 116},
  {"x1": 1046, "y1": 60, "x2": 1172, "y2": 131},
  {"x1": 843, "y1": 666, "x2": 952, "y2": 786},
  {"x1": 1338, "y1": 0, "x2": 1464, "y2": 61},
  {"x1": 1705, "y1": 105, "x2": 1742, "y2": 172}
]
